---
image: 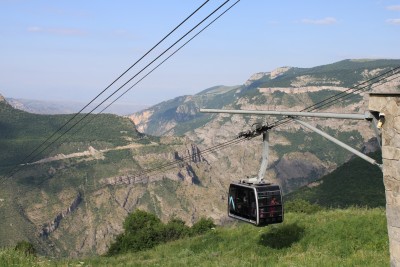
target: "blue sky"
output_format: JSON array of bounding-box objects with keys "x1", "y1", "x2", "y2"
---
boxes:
[{"x1": 1, "y1": 0, "x2": 400, "y2": 107}]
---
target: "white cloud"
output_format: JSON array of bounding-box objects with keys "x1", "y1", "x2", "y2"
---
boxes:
[
  {"x1": 386, "y1": 5, "x2": 400, "y2": 11},
  {"x1": 27, "y1": 26, "x2": 43, "y2": 32},
  {"x1": 27, "y1": 26, "x2": 86, "y2": 36},
  {"x1": 301, "y1": 17, "x2": 337, "y2": 25},
  {"x1": 386, "y1": 18, "x2": 400, "y2": 25}
]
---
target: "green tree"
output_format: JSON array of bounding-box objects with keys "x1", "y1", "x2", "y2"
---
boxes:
[
  {"x1": 108, "y1": 210, "x2": 163, "y2": 255},
  {"x1": 161, "y1": 218, "x2": 190, "y2": 242}
]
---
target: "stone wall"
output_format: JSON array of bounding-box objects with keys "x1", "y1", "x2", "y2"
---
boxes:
[{"x1": 369, "y1": 93, "x2": 400, "y2": 267}]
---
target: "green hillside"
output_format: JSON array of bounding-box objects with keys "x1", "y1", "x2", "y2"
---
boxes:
[
  {"x1": 0, "y1": 208, "x2": 389, "y2": 266},
  {"x1": 0, "y1": 100, "x2": 172, "y2": 255},
  {"x1": 0, "y1": 100, "x2": 144, "y2": 171},
  {"x1": 285, "y1": 151, "x2": 385, "y2": 208}
]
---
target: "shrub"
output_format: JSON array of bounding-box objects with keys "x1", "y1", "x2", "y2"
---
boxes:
[
  {"x1": 108, "y1": 210, "x2": 164, "y2": 255},
  {"x1": 191, "y1": 218, "x2": 215, "y2": 236},
  {"x1": 107, "y1": 211, "x2": 216, "y2": 256},
  {"x1": 161, "y1": 218, "x2": 190, "y2": 242},
  {"x1": 123, "y1": 210, "x2": 162, "y2": 234}
]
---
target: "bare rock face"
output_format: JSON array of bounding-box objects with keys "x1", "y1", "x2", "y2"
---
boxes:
[
  {"x1": 270, "y1": 66, "x2": 292, "y2": 79},
  {"x1": 40, "y1": 193, "x2": 82, "y2": 238},
  {"x1": 129, "y1": 97, "x2": 200, "y2": 136},
  {"x1": 244, "y1": 72, "x2": 270, "y2": 86},
  {"x1": 0, "y1": 94, "x2": 5, "y2": 102},
  {"x1": 128, "y1": 110, "x2": 153, "y2": 133},
  {"x1": 175, "y1": 102, "x2": 198, "y2": 119},
  {"x1": 244, "y1": 67, "x2": 292, "y2": 86}
]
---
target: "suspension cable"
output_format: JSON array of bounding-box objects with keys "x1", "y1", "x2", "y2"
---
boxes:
[{"x1": 4, "y1": 0, "x2": 239, "y2": 180}]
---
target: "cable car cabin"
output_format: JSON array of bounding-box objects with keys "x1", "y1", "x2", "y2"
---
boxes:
[{"x1": 228, "y1": 183, "x2": 283, "y2": 226}]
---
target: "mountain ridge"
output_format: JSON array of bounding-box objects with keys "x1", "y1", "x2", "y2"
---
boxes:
[
  {"x1": 130, "y1": 58, "x2": 400, "y2": 137},
  {"x1": 4, "y1": 97, "x2": 149, "y2": 116}
]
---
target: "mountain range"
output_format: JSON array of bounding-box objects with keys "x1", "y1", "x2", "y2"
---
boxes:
[
  {"x1": 6, "y1": 98, "x2": 148, "y2": 116},
  {"x1": 1, "y1": 58, "x2": 399, "y2": 257}
]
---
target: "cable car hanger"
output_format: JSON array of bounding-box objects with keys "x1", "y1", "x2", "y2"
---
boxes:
[{"x1": 228, "y1": 127, "x2": 284, "y2": 226}]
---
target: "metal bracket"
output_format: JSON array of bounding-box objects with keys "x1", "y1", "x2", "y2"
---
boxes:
[{"x1": 369, "y1": 111, "x2": 383, "y2": 150}]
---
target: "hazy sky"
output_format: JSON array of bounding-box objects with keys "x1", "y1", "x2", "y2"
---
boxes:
[{"x1": 1, "y1": 0, "x2": 400, "y2": 107}]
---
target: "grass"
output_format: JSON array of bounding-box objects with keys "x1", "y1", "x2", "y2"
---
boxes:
[{"x1": 0, "y1": 207, "x2": 389, "y2": 266}]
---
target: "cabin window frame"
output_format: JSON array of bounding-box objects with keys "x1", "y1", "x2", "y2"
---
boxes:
[{"x1": 228, "y1": 183, "x2": 284, "y2": 226}]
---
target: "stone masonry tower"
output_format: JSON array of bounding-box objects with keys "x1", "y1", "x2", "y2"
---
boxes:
[{"x1": 369, "y1": 93, "x2": 400, "y2": 267}]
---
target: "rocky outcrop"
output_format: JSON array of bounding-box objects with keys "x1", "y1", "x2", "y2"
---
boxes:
[
  {"x1": 128, "y1": 110, "x2": 153, "y2": 133},
  {"x1": 270, "y1": 66, "x2": 292, "y2": 79},
  {"x1": 40, "y1": 193, "x2": 82, "y2": 238},
  {"x1": 101, "y1": 174, "x2": 149, "y2": 186},
  {"x1": 244, "y1": 67, "x2": 292, "y2": 86},
  {"x1": 175, "y1": 103, "x2": 199, "y2": 121},
  {"x1": 259, "y1": 86, "x2": 350, "y2": 94},
  {"x1": 182, "y1": 143, "x2": 208, "y2": 164},
  {"x1": 177, "y1": 165, "x2": 200, "y2": 185},
  {"x1": 244, "y1": 72, "x2": 270, "y2": 86},
  {"x1": 170, "y1": 143, "x2": 208, "y2": 165}
]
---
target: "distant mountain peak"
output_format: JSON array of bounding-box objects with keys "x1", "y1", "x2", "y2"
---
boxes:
[
  {"x1": 244, "y1": 66, "x2": 292, "y2": 86},
  {"x1": 244, "y1": 72, "x2": 270, "y2": 86},
  {"x1": 270, "y1": 66, "x2": 292, "y2": 79}
]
